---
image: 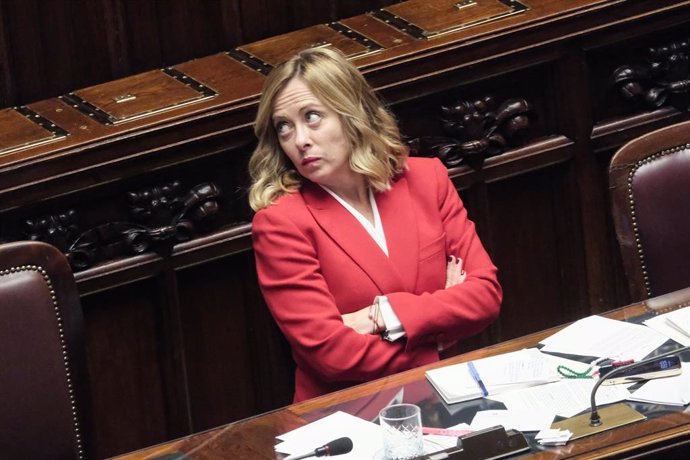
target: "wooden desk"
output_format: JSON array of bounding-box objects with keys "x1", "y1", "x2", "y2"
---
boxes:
[{"x1": 114, "y1": 289, "x2": 690, "y2": 459}]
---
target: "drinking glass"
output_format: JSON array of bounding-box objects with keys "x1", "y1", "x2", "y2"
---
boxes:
[{"x1": 379, "y1": 403, "x2": 423, "y2": 459}]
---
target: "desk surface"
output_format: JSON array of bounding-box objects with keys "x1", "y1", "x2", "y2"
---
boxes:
[{"x1": 114, "y1": 290, "x2": 690, "y2": 459}]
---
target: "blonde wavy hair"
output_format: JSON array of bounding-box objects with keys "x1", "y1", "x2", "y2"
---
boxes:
[{"x1": 248, "y1": 47, "x2": 408, "y2": 211}]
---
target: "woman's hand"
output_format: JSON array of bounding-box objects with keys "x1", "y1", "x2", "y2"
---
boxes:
[
  {"x1": 343, "y1": 257, "x2": 465, "y2": 337},
  {"x1": 445, "y1": 255, "x2": 467, "y2": 288},
  {"x1": 440, "y1": 256, "x2": 466, "y2": 351},
  {"x1": 342, "y1": 304, "x2": 384, "y2": 335}
]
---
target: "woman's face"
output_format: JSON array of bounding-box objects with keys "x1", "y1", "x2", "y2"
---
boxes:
[{"x1": 272, "y1": 77, "x2": 357, "y2": 192}]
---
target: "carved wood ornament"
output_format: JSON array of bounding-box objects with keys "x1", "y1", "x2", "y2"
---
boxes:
[
  {"x1": 24, "y1": 182, "x2": 222, "y2": 270},
  {"x1": 612, "y1": 38, "x2": 690, "y2": 111},
  {"x1": 408, "y1": 95, "x2": 532, "y2": 168},
  {"x1": 24, "y1": 210, "x2": 81, "y2": 252}
]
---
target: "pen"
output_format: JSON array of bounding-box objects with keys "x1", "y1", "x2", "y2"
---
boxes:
[
  {"x1": 467, "y1": 361, "x2": 488, "y2": 397},
  {"x1": 596, "y1": 359, "x2": 636, "y2": 377},
  {"x1": 422, "y1": 427, "x2": 474, "y2": 437},
  {"x1": 611, "y1": 359, "x2": 635, "y2": 366}
]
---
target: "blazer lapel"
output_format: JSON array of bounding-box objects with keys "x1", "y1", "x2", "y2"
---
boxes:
[
  {"x1": 376, "y1": 175, "x2": 419, "y2": 291},
  {"x1": 302, "y1": 182, "x2": 416, "y2": 294}
]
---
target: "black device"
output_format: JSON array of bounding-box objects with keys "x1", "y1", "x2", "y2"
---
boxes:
[
  {"x1": 414, "y1": 426, "x2": 530, "y2": 460},
  {"x1": 288, "y1": 437, "x2": 353, "y2": 459},
  {"x1": 600, "y1": 355, "x2": 682, "y2": 385},
  {"x1": 589, "y1": 346, "x2": 688, "y2": 427}
]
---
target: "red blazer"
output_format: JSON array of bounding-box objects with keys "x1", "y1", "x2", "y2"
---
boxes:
[{"x1": 252, "y1": 157, "x2": 501, "y2": 402}]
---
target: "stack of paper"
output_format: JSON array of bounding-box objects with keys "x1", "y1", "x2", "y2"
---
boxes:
[
  {"x1": 643, "y1": 307, "x2": 690, "y2": 346},
  {"x1": 539, "y1": 315, "x2": 668, "y2": 361},
  {"x1": 488, "y1": 378, "x2": 633, "y2": 419},
  {"x1": 627, "y1": 362, "x2": 690, "y2": 406},
  {"x1": 535, "y1": 428, "x2": 572, "y2": 446},
  {"x1": 425, "y1": 348, "x2": 580, "y2": 404},
  {"x1": 275, "y1": 411, "x2": 381, "y2": 459}
]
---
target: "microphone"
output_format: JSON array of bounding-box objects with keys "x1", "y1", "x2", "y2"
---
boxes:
[
  {"x1": 589, "y1": 345, "x2": 689, "y2": 426},
  {"x1": 287, "y1": 437, "x2": 354, "y2": 460}
]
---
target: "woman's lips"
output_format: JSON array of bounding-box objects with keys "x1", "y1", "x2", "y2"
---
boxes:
[{"x1": 302, "y1": 157, "x2": 320, "y2": 166}]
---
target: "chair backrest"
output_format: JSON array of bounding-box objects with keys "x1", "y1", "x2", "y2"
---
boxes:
[
  {"x1": 0, "y1": 241, "x2": 91, "y2": 459},
  {"x1": 609, "y1": 120, "x2": 690, "y2": 302}
]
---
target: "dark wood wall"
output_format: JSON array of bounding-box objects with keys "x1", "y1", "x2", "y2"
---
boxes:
[
  {"x1": 0, "y1": 0, "x2": 397, "y2": 107},
  {"x1": 2, "y1": 1, "x2": 690, "y2": 458}
]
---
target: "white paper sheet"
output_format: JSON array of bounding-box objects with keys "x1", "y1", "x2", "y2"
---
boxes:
[
  {"x1": 470, "y1": 409, "x2": 556, "y2": 432},
  {"x1": 276, "y1": 411, "x2": 381, "y2": 459},
  {"x1": 627, "y1": 362, "x2": 690, "y2": 406},
  {"x1": 488, "y1": 378, "x2": 633, "y2": 418},
  {"x1": 472, "y1": 348, "x2": 560, "y2": 386},
  {"x1": 644, "y1": 307, "x2": 690, "y2": 346},
  {"x1": 535, "y1": 428, "x2": 572, "y2": 446},
  {"x1": 425, "y1": 348, "x2": 568, "y2": 404},
  {"x1": 539, "y1": 315, "x2": 668, "y2": 361}
]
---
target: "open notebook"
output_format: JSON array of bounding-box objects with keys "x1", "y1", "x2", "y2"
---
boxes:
[{"x1": 425, "y1": 348, "x2": 563, "y2": 404}]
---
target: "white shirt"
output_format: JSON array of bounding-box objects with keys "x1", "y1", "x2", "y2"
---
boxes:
[{"x1": 320, "y1": 186, "x2": 405, "y2": 340}]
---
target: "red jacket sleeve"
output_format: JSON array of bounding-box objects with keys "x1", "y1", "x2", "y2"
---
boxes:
[{"x1": 387, "y1": 158, "x2": 502, "y2": 350}]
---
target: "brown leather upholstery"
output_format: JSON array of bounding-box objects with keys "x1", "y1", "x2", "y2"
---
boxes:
[
  {"x1": 0, "y1": 241, "x2": 91, "y2": 459},
  {"x1": 609, "y1": 120, "x2": 690, "y2": 302}
]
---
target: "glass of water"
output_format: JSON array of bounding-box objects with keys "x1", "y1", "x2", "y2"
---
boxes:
[{"x1": 379, "y1": 403, "x2": 423, "y2": 459}]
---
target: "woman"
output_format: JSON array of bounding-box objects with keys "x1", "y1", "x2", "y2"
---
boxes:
[{"x1": 249, "y1": 47, "x2": 501, "y2": 402}]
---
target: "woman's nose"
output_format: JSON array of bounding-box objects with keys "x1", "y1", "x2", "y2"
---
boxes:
[{"x1": 294, "y1": 124, "x2": 312, "y2": 152}]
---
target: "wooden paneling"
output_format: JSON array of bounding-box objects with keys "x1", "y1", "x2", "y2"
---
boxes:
[
  {"x1": 0, "y1": 0, "x2": 398, "y2": 108},
  {"x1": 178, "y1": 254, "x2": 260, "y2": 431},
  {"x1": 82, "y1": 280, "x2": 170, "y2": 456},
  {"x1": 486, "y1": 164, "x2": 588, "y2": 338}
]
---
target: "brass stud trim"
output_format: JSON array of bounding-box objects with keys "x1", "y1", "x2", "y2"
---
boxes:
[
  {"x1": 626, "y1": 143, "x2": 690, "y2": 298},
  {"x1": 0, "y1": 265, "x2": 84, "y2": 459}
]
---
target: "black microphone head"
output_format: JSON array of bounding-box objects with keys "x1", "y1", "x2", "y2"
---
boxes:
[{"x1": 324, "y1": 437, "x2": 353, "y2": 456}]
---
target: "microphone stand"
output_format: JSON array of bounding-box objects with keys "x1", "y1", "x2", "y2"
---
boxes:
[
  {"x1": 552, "y1": 344, "x2": 688, "y2": 439},
  {"x1": 589, "y1": 344, "x2": 689, "y2": 427}
]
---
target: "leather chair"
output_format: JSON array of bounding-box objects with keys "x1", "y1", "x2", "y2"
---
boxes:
[
  {"x1": 0, "y1": 241, "x2": 91, "y2": 459},
  {"x1": 609, "y1": 120, "x2": 690, "y2": 302}
]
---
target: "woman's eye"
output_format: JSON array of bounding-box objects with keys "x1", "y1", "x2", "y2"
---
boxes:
[
  {"x1": 305, "y1": 111, "x2": 321, "y2": 123},
  {"x1": 275, "y1": 122, "x2": 290, "y2": 135}
]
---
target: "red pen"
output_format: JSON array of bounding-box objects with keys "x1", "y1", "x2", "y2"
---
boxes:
[
  {"x1": 611, "y1": 359, "x2": 635, "y2": 366},
  {"x1": 422, "y1": 427, "x2": 474, "y2": 437},
  {"x1": 595, "y1": 359, "x2": 635, "y2": 377}
]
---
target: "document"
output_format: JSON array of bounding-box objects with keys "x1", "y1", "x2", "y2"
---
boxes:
[
  {"x1": 539, "y1": 315, "x2": 668, "y2": 361},
  {"x1": 470, "y1": 409, "x2": 556, "y2": 432},
  {"x1": 643, "y1": 307, "x2": 690, "y2": 346},
  {"x1": 535, "y1": 428, "x2": 572, "y2": 446},
  {"x1": 627, "y1": 362, "x2": 690, "y2": 406},
  {"x1": 275, "y1": 411, "x2": 381, "y2": 459},
  {"x1": 425, "y1": 348, "x2": 581, "y2": 404},
  {"x1": 488, "y1": 378, "x2": 633, "y2": 418}
]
